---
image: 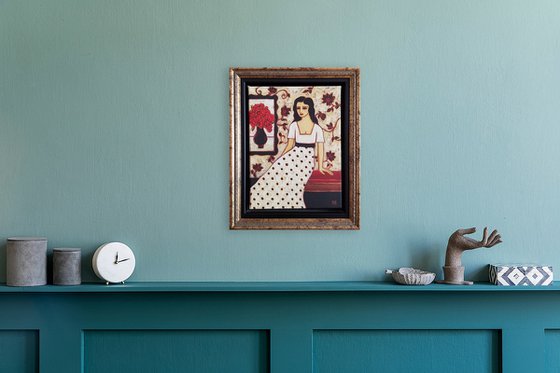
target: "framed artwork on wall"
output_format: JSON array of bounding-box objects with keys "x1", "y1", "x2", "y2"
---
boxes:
[{"x1": 230, "y1": 67, "x2": 360, "y2": 230}]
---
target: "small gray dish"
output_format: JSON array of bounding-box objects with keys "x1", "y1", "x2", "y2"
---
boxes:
[{"x1": 385, "y1": 268, "x2": 436, "y2": 285}]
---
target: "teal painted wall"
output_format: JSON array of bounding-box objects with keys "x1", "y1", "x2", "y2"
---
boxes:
[{"x1": 1, "y1": 0, "x2": 559, "y2": 282}]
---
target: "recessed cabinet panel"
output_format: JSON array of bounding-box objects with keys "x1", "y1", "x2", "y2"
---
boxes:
[
  {"x1": 545, "y1": 330, "x2": 560, "y2": 373},
  {"x1": 0, "y1": 330, "x2": 38, "y2": 373},
  {"x1": 84, "y1": 330, "x2": 269, "y2": 373},
  {"x1": 313, "y1": 329, "x2": 501, "y2": 373}
]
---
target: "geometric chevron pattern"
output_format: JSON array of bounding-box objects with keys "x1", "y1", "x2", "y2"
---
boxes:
[{"x1": 489, "y1": 264, "x2": 553, "y2": 286}]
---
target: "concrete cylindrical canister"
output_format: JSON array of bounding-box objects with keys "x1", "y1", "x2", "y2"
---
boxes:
[
  {"x1": 53, "y1": 248, "x2": 81, "y2": 285},
  {"x1": 6, "y1": 237, "x2": 48, "y2": 286}
]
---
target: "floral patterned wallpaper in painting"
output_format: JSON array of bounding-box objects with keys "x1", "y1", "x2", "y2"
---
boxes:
[{"x1": 248, "y1": 86, "x2": 342, "y2": 179}]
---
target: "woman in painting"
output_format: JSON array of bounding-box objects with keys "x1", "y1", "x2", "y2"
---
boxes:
[{"x1": 250, "y1": 96, "x2": 332, "y2": 209}]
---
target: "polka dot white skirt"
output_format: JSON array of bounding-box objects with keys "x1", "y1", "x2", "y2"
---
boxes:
[{"x1": 250, "y1": 145, "x2": 315, "y2": 209}]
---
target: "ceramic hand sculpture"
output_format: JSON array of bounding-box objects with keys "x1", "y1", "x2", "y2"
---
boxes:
[{"x1": 440, "y1": 227, "x2": 502, "y2": 285}]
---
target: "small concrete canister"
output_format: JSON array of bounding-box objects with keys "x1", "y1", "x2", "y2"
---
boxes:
[
  {"x1": 53, "y1": 248, "x2": 81, "y2": 285},
  {"x1": 6, "y1": 237, "x2": 48, "y2": 286}
]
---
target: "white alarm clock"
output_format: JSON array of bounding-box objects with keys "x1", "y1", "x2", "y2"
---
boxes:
[{"x1": 92, "y1": 242, "x2": 136, "y2": 284}]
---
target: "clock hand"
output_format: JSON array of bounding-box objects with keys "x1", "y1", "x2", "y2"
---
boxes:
[
  {"x1": 115, "y1": 252, "x2": 119, "y2": 264},
  {"x1": 116, "y1": 258, "x2": 130, "y2": 263}
]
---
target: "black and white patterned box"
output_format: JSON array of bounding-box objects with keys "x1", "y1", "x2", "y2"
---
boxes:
[{"x1": 489, "y1": 264, "x2": 553, "y2": 286}]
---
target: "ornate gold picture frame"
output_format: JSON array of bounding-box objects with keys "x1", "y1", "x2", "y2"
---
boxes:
[{"x1": 230, "y1": 68, "x2": 360, "y2": 230}]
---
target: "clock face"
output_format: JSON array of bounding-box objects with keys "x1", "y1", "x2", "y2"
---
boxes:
[{"x1": 92, "y1": 242, "x2": 136, "y2": 283}]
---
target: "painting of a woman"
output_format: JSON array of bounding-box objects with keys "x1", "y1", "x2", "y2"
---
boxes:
[
  {"x1": 250, "y1": 96, "x2": 332, "y2": 209},
  {"x1": 230, "y1": 67, "x2": 360, "y2": 229}
]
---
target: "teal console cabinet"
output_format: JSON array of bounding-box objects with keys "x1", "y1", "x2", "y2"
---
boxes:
[{"x1": 0, "y1": 282, "x2": 559, "y2": 372}]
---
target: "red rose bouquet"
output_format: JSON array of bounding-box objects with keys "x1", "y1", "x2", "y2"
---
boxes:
[{"x1": 249, "y1": 103, "x2": 274, "y2": 132}]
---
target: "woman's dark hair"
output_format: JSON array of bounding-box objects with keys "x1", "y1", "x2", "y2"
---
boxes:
[{"x1": 292, "y1": 96, "x2": 318, "y2": 124}]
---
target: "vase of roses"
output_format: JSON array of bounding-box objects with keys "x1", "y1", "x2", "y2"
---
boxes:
[{"x1": 249, "y1": 103, "x2": 275, "y2": 149}]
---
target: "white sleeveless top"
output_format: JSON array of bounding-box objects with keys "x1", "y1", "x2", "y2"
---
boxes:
[{"x1": 287, "y1": 122, "x2": 325, "y2": 144}]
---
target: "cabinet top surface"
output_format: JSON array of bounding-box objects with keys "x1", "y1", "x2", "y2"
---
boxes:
[{"x1": 0, "y1": 281, "x2": 559, "y2": 293}]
